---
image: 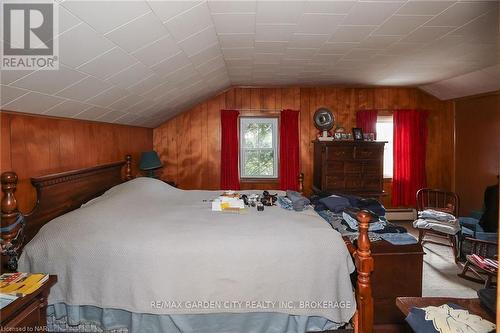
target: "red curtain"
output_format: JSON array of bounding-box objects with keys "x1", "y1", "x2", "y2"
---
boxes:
[
  {"x1": 392, "y1": 109, "x2": 428, "y2": 207},
  {"x1": 220, "y1": 110, "x2": 240, "y2": 190},
  {"x1": 279, "y1": 109, "x2": 300, "y2": 191},
  {"x1": 356, "y1": 109, "x2": 378, "y2": 139}
]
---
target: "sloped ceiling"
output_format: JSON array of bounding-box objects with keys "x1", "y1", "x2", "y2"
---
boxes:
[{"x1": 1, "y1": 0, "x2": 499, "y2": 128}]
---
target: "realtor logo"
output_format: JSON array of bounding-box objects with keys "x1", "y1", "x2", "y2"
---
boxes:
[{"x1": 2, "y1": 2, "x2": 59, "y2": 70}]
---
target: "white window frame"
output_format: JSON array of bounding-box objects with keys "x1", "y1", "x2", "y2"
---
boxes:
[
  {"x1": 376, "y1": 115, "x2": 394, "y2": 179},
  {"x1": 239, "y1": 117, "x2": 279, "y2": 179}
]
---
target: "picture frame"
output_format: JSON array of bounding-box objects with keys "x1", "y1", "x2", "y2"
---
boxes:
[
  {"x1": 334, "y1": 132, "x2": 342, "y2": 140},
  {"x1": 352, "y1": 128, "x2": 364, "y2": 141}
]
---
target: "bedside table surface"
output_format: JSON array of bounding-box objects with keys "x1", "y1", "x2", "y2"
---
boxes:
[{"x1": 1, "y1": 275, "x2": 57, "y2": 323}]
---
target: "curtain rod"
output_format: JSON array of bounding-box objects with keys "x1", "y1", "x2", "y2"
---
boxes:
[{"x1": 237, "y1": 109, "x2": 283, "y2": 112}]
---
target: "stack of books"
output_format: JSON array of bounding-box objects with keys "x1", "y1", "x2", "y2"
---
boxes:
[
  {"x1": 0, "y1": 273, "x2": 49, "y2": 309},
  {"x1": 467, "y1": 254, "x2": 498, "y2": 273}
]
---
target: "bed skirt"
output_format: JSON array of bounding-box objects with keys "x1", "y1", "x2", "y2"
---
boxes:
[{"x1": 47, "y1": 303, "x2": 345, "y2": 333}]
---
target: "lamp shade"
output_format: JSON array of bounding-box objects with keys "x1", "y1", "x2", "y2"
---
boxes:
[{"x1": 139, "y1": 151, "x2": 162, "y2": 170}]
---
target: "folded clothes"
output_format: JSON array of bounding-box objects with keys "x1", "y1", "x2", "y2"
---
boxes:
[
  {"x1": 413, "y1": 218, "x2": 460, "y2": 235},
  {"x1": 286, "y1": 190, "x2": 310, "y2": 212},
  {"x1": 418, "y1": 209, "x2": 455, "y2": 223},
  {"x1": 277, "y1": 196, "x2": 293, "y2": 210},
  {"x1": 341, "y1": 194, "x2": 386, "y2": 216},
  {"x1": 318, "y1": 195, "x2": 351, "y2": 213}
]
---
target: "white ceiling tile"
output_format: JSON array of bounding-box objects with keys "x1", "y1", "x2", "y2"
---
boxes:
[
  {"x1": 319, "y1": 42, "x2": 359, "y2": 54},
  {"x1": 0, "y1": 70, "x2": 34, "y2": 85},
  {"x1": 106, "y1": 62, "x2": 154, "y2": 89},
  {"x1": 105, "y1": 12, "x2": 168, "y2": 52},
  {"x1": 62, "y1": 1, "x2": 150, "y2": 34},
  {"x1": 189, "y1": 43, "x2": 224, "y2": 66},
  {"x1": 58, "y1": 24, "x2": 115, "y2": 67},
  {"x1": 285, "y1": 48, "x2": 317, "y2": 58},
  {"x1": 131, "y1": 35, "x2": 181, "y2": 67},
  {"x1": 255, "y1": 24, "x2": 296, "y2": 41},
  {"x1": 329, "y1": 26, "x2": 377, "y2": 43},
  {"x1": 114, "y1": 113, "x2": 141, "y2": 125},
  {"x1": 108, "y1": 94, "x2": 145, "y2": 111},
  {"x1": 127, "y1": 74, "x2": 164, "y2": 96},
  {"x1": 208, "y1": 0, "x2": 256, "y2": 13},
  {"x1": 141, "y1": 81, "x2": 177, "y2": 101},
  {"x1": 255, "y1": 41, "x2": 288, "y2": 53},
  {"x1": 11, "y1": 66, "x2": 87, "y2": 95},
  {"x1": 123, "y1": 99, "x2": 156, "y2": 114},
  {"x1": 256, "y1": 1, "x2": 305, "y2": 24},
  {"x1": 178, "y1": 26, "x2": 219, "y2": 56},
  {"x1": 77, "y1": 48, "x2": 137, "y2": 80},
  {"x1": 289, "y1": 33, "x2": 329, "y2": 48},
  {"x1": 0, "y1": 85, "x2": 29, "y2": 105},
  {"x1": 197, "y1": 56, "x2": 226, "y2": 76},
  {"x1": 254, "y1": 53, "x2": 283, "y2": 64},
  {"x1": 151, "y1": 52, "x2": 192, "y2": 77},
  {"x1": 165, "y1": 2, "x2": 213, "y2": 41},
  {"x1": 2, "y1": 92, "x2": 65, "y2": 113},
  {"x1": 396, "y1": 1, "x2": 454, "y2": 16},
  {"x1": 373, "y1": 15, "x2": 432, "y2": 36},
  {"x1": 222, "y1": 48, "x2": 254, "y2": 58},
  {"x1": 309, "y1": 53, "x2": 343, "y2": 64},
  {"x1": 165, "y1": 65, "x2": 200, "y2": 83},
  {"x1": 56, "y1": 76, "x2": 111, "y2": 101},
  {"x1": 342, "y1": 2, "x2": 403, "y2": 26},
  {"x1": 359, "y1": 35, "x2": 400, "y2": 48},
  {"x1": 219, "y1": 33, "x2": 255, "y2": 48},
  {"x1": 96, "y1": 110, "x2": 127, "y2": 122},
  {"x1": 402, "y1": 26, "x2": 454, "y2": 43},
  {"x1": 303, "y1": 1, "x2": 355, "y2": 14},
  {"x1": 213, "y1": 13, "x2": 256, "y2": 33},
  {"x1": 296, "y1": 14, "x2": 344, "y2": 34},
  {"x1": 58, "y1": 6, "x2": 82, "y2": 34},
  {"x1": 85, "y1": 86, "x2": 127, "y2": 107},
  {"x1": 148, "y1": 1, "x2": 201, "y2": 22},
  {"x1": 43, "y1": 100, "x2": 90, "y2": 117},
  {"x1": 75, "y1": 106, "x2": 110, "y2": 120},
  {"x1": 425, "y1": 1, "x2": 496, "y2": 27}
]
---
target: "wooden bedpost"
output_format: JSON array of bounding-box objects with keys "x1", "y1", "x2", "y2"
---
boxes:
[
  {"x1": 124, "y1": 154, "x2": 132, "y2": 180},
  {"x1": 298, "y1": 173, "x2": 304, "y2": 194},
  {"x1": 355, "y1": 210, "x2": 374, "y2": 333},
  {"x1": 1, "y1": 172, "x2": 24, "y2": 271}
]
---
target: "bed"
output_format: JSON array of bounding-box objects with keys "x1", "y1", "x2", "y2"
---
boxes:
[{"x1": 0, "y1": 155, "x2": 374, "y2": 333}]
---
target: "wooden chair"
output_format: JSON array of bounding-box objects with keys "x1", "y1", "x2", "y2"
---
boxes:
[
  {"x1": 458, "y1": 237, "x2": 497, "y2": 288},
  {"x1": 415, "y1": 188, "x2": 460, "y2": 261}
]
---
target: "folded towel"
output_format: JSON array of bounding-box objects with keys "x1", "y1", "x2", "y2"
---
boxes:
[
  {"x1": 286, "y1": 190, "x2": 310, "y2": 212},
  {"x1": 419, "y1": 209, "x2": 455, "y2": 222}
]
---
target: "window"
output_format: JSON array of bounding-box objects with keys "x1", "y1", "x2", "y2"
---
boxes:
[
  {"x1": 376, "y1": 115, "x2": 393, "y2": 179},
  {"x1": 239, "y1": 117, "x2": 278, "y2": 179}
]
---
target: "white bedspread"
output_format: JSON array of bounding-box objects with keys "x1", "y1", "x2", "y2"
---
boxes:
[{"x1": 18, "y1": 178, "x2": 356, "y2": 323}]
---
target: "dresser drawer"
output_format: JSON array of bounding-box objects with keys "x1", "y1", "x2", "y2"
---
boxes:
[
  {"x1": 344, "y1": 161, "x2": 362, "y2": 174},
  {"x1": 363, "y1": 177, "x2": 382, "y2": 190},
  {"x1": 345, "y1": 176, "x2": 363, "y2": 189},
  {"x1": 325, "y1": 160, "x2": 344, "y2": 175},
  {"x1": 325, "y1": 176, "x2": 345, "y2": 189},
  {"x1": 363, "y1": 163, "x2": 382, "y2": 176},
  {"x1": 326, "y1": 146, "x2": 353, "y2": 161},
  {"x1": 354, "y1": 146, "x2": 382, "y2": 160}
]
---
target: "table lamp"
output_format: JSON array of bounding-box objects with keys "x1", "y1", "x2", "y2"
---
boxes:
[{"x1": 139, "y1": 151, "x2": 163, "y2": 178}]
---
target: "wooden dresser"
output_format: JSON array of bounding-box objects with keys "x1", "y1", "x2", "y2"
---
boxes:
[
  {"x1": 313, "y1": 140, "x2": 386, "y2": 198},
  {"x1": 0, "y1": 275, "x2": 57, "y2": 333}
]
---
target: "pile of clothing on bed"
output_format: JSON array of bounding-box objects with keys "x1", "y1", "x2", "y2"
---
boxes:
[{"x1": 311, "y1": 192, "x2": 417, "y2": 245}]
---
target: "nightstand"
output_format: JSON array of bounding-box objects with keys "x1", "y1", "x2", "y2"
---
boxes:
[{"x1": 0, "y1": 275, "x2": 57, "y2": 332}]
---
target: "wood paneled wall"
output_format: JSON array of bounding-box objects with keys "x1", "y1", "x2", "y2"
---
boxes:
[
  {"x1": 153, "y1": 86, "x2": 454, "y2": 207},
  {"x1": 1, "y1": 112, "x2": 153, "y2": 212},
  {"x1": 455, "y1": 92, "x2": 500, "y2": 215}
]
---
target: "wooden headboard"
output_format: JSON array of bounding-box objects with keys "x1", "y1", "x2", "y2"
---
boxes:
[{"x1": 1, "y1": 155, "x2": 132, "y2": 271}]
